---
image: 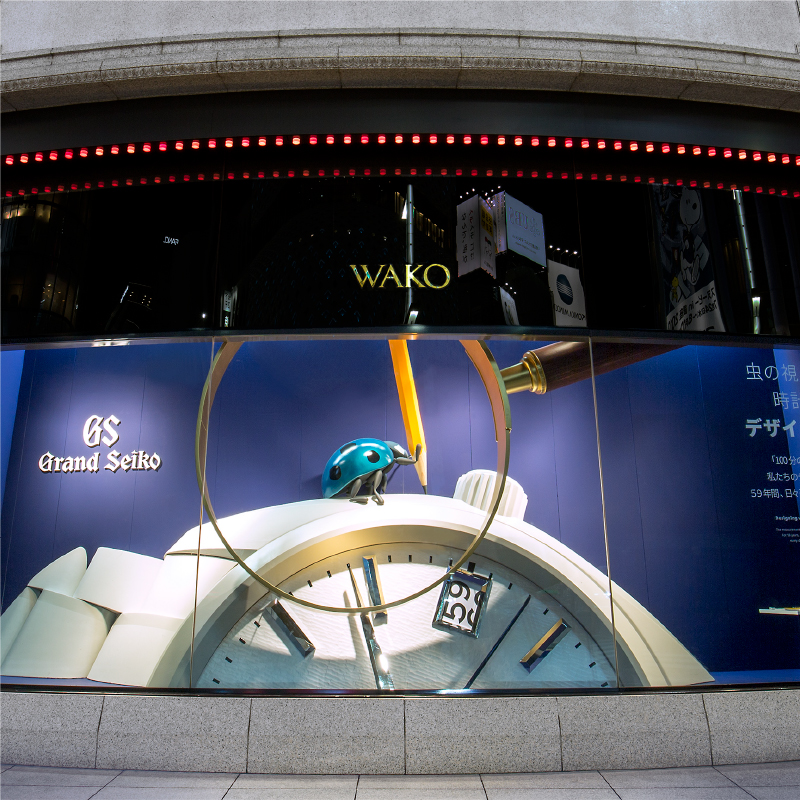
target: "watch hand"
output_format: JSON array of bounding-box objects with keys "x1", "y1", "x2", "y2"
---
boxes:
[
  {"x1": 347, "y1": 563, "x2": 395, "y2": 691},
  {"x1": 362, "y1": 556, "x2": 388, "y2": 624},
  {"x1": 463, "y1": 594, "x2": 531, "y2": 689}
]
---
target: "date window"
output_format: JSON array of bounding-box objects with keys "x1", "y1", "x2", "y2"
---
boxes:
[{"x1": 432, "y1": 569, "x2": 492, "y2": 638}]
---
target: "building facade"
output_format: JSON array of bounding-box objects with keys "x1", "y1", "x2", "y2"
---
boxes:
[{"x1": 1, "y1": 0, "x2": 799, "y2": 773}]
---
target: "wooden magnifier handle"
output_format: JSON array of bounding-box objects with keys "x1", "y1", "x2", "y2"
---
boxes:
[{"x1": 500, "y1": 341, "x2": 679, "y2": 395}]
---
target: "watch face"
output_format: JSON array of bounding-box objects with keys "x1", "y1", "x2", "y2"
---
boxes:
[{"x1": 197, "y1": 542, "x2": 616, "y2": 690}]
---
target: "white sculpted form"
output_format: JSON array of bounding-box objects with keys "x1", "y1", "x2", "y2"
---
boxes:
[{"x1": 0, "y1": 471, "x2": 713, "y2": 687}]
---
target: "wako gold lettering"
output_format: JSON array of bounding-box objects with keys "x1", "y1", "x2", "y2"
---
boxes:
[
  {"x1": 352, "y1": 264, "x2": 451, "y2": 288},
  {"x1": 380, "y1": 265, "x2": 403, "y2": 288},
  {"x1": 350, "y1": 264, "x2": 384, "y2": 288},
  {"x1": 424, "y1": 264, "x2": 451, "y2": 289},
  {"x1": 405, "y1": 264, "x2": 424, "y2": 288}
]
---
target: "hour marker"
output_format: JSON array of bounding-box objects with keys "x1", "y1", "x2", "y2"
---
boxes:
[
  {"x1": 267, "y1": 601, "x2": 315, "y2": 657},
  {"x1": 253, "y1": 620, "x2": 260, "y2": 627},
  {"x1": 362, "y1": 556, "x2": 388, "y2": 624},
  {"x1": 212, "y1": 678, "x2": 220, "y2": 684},
  {"x1": 574, "y1": 642, "x2": 582, "y2": 649},
  {"x1": 601, "y1": 682, "x2": 609, "y2": 687},
  {"x1": 429, "y1": 556, "x2": 433, "y2": 563},
  {"x1": 449, "y1": 558, "x2": 453, "y2": 567},
  {"x1": 238, "y1": 638, "x2": 246, "y2": 644},
  {"x1": 589, "y1": 661, "x2": 596, "y2": 668},
  {"x1": 225, "y1": 656, "x2": 232, "y2": 663},
  {"x1": 307, "y1": 580, "x2": 313, "y2": 587},
  {"x1": 408, "y1": 554, "x2": 412, "y2": 562},
  {"x1": 543, "y1": 609, "x2": 549, "y2": 615},
  {"x1": 467, "y1": 561, "x2": 476, "y2": 572},
  {"x1": 520, "y1": 619, "x2": 570, "y2": 672},
  {"x1": 327, "y1": 570, "x2": 332, "y2": 578},
  {"x1": 508, "y1": 582, "x2": 513, "y2": 590},
  {"x1": 388, "y1": 555, "x2": 392, "y2": 563}
]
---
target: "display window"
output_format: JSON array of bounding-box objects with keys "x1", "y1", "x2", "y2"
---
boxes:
[
  {"x1": 1, "y1": 120, "x2": 798, "y2": 692},
  {"x1": 1, "y1": 336, "x2": 797, "y2": 691}
]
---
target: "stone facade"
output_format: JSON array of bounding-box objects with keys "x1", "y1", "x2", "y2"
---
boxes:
[{"x1": 1, "y1": 1, "x2": 799, "y2": 112}]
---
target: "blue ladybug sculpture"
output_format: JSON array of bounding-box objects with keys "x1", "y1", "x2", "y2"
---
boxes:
[{"x1": 322, "y1": 438, "x2": 422, "y2": 505}]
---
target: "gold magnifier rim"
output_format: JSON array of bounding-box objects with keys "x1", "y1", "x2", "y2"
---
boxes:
[{"x1": 194, "y1": 338, "x2": 511, "y2": 615}]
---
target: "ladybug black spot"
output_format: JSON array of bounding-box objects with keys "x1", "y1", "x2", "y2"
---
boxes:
[
  {"x1": 365, "y1": 450, "x2": 380, "y2": 463},
  {"x1": 340, "y1": 442, "x2": 357, "y2": 454},
  {"x1": 329, "y1": 465, "x2": 342, "y2": 480}
]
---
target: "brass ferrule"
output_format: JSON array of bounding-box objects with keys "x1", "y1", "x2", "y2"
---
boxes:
[{"x1": 500, "y1": 350, "x2": 547, "y2": 395}]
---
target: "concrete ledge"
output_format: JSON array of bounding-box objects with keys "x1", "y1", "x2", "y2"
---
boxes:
[
  {"x1": 704, "y1": 690, "x2": 800, "y2": 765},
  {"x1": 248, "y1": 697, "x2": 405, "y2": 774},
  {"x1": 405, "y1": 697, "x2": 561, "y2": 774},
  {"x1": 1, "y1": 28, "x2": 798, "y2": 112},
  {"x1": 558, "y1": 693, "x2": 712, "y2": 771},
  {"x1": 0, "y1": 692, "x2": 103, "y2": 768},
  {"x1": 2, "y1": 688, "x2": 798, "y2": 773},
  {"x1": 94, "y1": 695, "x2": 251, "y2": 772}
]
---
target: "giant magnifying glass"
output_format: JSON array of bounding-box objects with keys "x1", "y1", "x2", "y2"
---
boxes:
[{"x1": 195, "y1": 338, "x2": 511, "y2": 616}]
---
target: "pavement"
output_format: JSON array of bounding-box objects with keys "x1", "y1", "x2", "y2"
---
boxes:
[{"x1": 0, "y1": 761, "x2": 798, "y2": 799}]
